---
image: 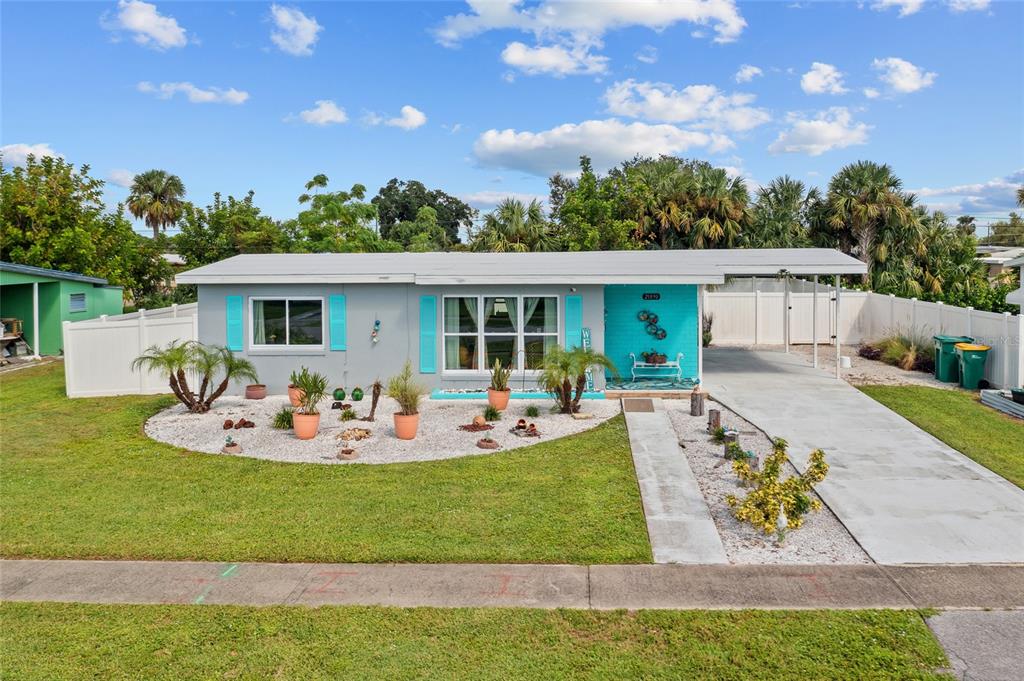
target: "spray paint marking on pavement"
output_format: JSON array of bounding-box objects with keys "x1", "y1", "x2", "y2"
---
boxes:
[
  {"x1": 193, "y1": 563, "x2": 239, "y2": 604},
  {"x1": 482, "y1": 574, "x2": 527, "y2": 598}
]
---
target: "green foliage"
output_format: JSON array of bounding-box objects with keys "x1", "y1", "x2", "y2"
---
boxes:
[
  {"x1": 126, "y1": 169, "x2": 186, "y2": 239},
  {"x1": 539, "y1": 346, "x2": 617, "y2": 414},
  {"x1": 870, "y1": 326, "x2": 936, "y2": 373},
  {"x1": 724, "y1": 442, "x2": 757, "y2": 463},
  {"x1": 483, "y1": 405, "x2": 501, "y2": 421},
  {"x1": 386, "y1": 360, "x2": 426, "y2": 416},
  {"x1": 339, "y1": 408, "x2": 357, "y2": 422},
  {"x1": 286, "y1": 175, "x2": 402, "y2": 254},
  {"x1": 372, "y1": 178, "x2": 475, "y2": 245},
  {"x1": 388, "y1": 206, "x2": 450, "y2": 252},
  {"x1": 291, "y1": 367, "x2": 328, "y2": 416},
  {"x1": 549, "y1": 156, "x2": 638, "y2": 251},
  {"x1": 710, "y1": 426, "x2": 728, "y2": 444},
  {"x1": 701, "y1": 312, "x2": 714, "y2": 348},
  {"x1": 272, "y1": 406, "x2": 294, "y2": 430},
  {"x1": 524, "y1": 404, "x2": 540, "y2": 418},
  {"x1": 470, "y1": 198, "x2": 560, "y2": 252},
  {"x1": 726, "y1": 438, "x2": 829, "y2": 538},
  {"x1": 132, "y1": 341, "x2": 257, "y2": 413},
  {"x1": 0, "y1": 155, "x2": 171, "y2": 302},
  {"x1": 175, "y1": 192, "x2": 284, "y2": 266},
  {"x1": 744, "y1": 176, "x2": 815, "y2": 248},
  {"x1": 489, "y1": 357, "x2": 512, "y2": 392},
  {"x1": 978, "y1": 212, "x2": 1024, "y2": 247}
]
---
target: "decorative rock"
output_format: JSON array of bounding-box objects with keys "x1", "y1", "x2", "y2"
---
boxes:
[
  {"x1": 223, "y1": 419, "x2": 234, "y2": 430},
  {"x1": 337, "y1": 448, "x2": 358, "y2": 460},
  {"x1": 472, "y1": 415, "x2": 487, "y2": 427},
  {"x1": 571, "y1": 413, "x2": 594, "y2": 420}
]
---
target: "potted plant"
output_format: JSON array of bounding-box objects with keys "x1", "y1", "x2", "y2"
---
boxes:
[
  {"x1": 288, "y1": 369, "x2": 305, "y2": 407},
  {"x1": 487, "y1": 358, "x2": 513, "y2": 410},
  {"x1": 386, "y1": 360, "x2": 426, "y2": 440},
  {"x1": 292, "y1": 367, "x2": 328, "y2": 440},
  {"x1": 222, "y1": 436, "x2": 241, "y2": 454},
  {"x1": 245, "y1": 383, "x2": 267, "y2": 400}
]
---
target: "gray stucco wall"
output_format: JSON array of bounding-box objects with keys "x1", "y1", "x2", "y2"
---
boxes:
[{"x1": 197, "y1": 283, "x2": 605, "y2": 395}]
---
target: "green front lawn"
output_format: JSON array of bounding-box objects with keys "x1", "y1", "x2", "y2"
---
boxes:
[
  {"x1": 0, "y1": 363, "x2": 649, "y2": 563},
  {"x1": 0, "y1": 602, "x2": 949, "y2": 680},
  {"x1": 860, "y1": 385, "x2": 1024, "y2": 488}
]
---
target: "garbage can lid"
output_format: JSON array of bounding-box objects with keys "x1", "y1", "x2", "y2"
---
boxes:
[
  {"x1": 934, "y1": 335, "x2": 974, "y2": 342},
  {"x1": 954, "y1": 343, "x2": 990, "y2": 351}
]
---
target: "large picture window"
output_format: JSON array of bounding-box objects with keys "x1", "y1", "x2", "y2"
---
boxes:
[
  {"x1": 251, "y1": 297, "x2": 323, "y2": 347},
  {"x1": 443, "y1": 295, "x2": 558, "y2": 372}
]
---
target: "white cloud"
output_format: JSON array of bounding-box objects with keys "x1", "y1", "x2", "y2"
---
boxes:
[
  {"x1": 473, "y1": 118, "x2": 731, "y2": 176},
  {"x1": 434, "y1": 0, "x2": 747, "y2": 46},
  {"x1": 911, "y1": 169, "x2": 1023, "y2": 214},
  {"x1": 460, "y1": 190, "x2": 548, "y2": 210},
  {"x1": 0, "y1": 143, "x2": 62, "y2": 166},
  {"x1": 137, "y1": 81, "x2": 249, "y2": 105},
  {"x1": 949, "y1": 0, "x2": 990, "y2": 11},
  {"x1": 863, "y1": 87, "x2": 881, "y2": 99},
  {"x1": 735, "y1": 64, "x2": 763, "y2": 83},
  {"x1": 296, "y1": 100, "x2": 348, "y2": 126},
  {"x1": 800, "y1": 62, "x2": 848, "y2": 95},
  {"x1": 442, "y1": 123, "x2": 464, "y2": 134},
  {"x1": 103, "y1": 0, "x2": 187, "y2": 50},
  {"x1": 270, "y1": 4, "x2": 322, "y2": 56},
  {"x1": 768, "y1": 107, "x2": 870, "y2": 156},
  {"x1": 501, "y1": 41, "x2": 608, "y2": 76},
  {"x1": 387, "y1": 105, "x2": 428, "y2": 130},
  {"x1": 871, "y1": 0, "x2": 926, "y2": 17},
  {"x1": 871, "y1": 57, "x2": 937, "y2": 93},
  {"x1": 603, "y1": 79, "x2": 770, "y2": 132},
  {"x1": 108, "y1": 169, "x2": 135, "y2": 187},
  {"x1": 635, "y1": 45, "x2": 658, "y2": 64}
]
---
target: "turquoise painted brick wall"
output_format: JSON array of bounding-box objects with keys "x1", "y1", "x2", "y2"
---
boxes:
[{"x1": 603, "y1": 284, "x2": 699, "y2": 380}]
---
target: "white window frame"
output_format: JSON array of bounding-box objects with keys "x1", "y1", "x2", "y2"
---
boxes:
[
  {"x1": 442, "y1": 294, "x2": 560, "y2": 374},
  {"x1": 68, "y1": 292, "x2": 87, "y2": 313},
  {"x1": 248, "y1": 296, "x2": 325, "y2": 350}
]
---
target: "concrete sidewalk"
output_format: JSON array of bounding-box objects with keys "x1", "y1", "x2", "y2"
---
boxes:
[
  {"x1": 622, "y1": 398, "x2": 727, "y2": 564},
  {"x1": 3, "y1": 560, "x2": 1023, "y2": 610},
  {"x1": 704, "y1": 348, "x2": 1024, "y2": 565}
]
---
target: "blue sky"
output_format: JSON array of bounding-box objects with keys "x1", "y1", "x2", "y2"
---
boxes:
[{"x1": 2, "y1": 0, "x2": 1022, "y2": 235}]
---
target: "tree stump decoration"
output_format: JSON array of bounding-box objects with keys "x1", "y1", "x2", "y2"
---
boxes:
[
  {"x1": 690, "y1": 387, "x2": 705, "y2": 417},
  {"x1": 707, "y1": 409, "x2": 721, "y2": 433}
]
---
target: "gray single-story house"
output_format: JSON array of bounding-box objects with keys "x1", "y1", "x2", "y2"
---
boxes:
[{"x1": 176, "y1": 250, "x2": 866, "y2": 394}]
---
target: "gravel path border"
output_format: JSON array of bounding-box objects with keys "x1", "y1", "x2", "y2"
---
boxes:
[
  {"x1": 144, "y1": 395, "x2": 621, "y2": 465},
  {"x1": 664, "y1": 399, "x2": 871, "y2": 565}
]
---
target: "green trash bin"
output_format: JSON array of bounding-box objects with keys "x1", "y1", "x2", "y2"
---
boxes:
[
  {"x1": 933, "y1": 335, "x2": 974, "y2": 382},
  {"x1": 954, "y1": 343, "x2": 991, "y2": 390}
]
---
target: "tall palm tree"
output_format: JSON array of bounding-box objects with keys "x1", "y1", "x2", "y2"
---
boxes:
[
  {"x1": 745, "y1": 176, "x2": 813, "y2": 248},
  {"x1": 126, "y1": 169, "x2": 186, "y2": 239},
  {"x1": 826, "y1": 161, "x2": 912, "y2": 285},
  {"x1": 688, "y1": 166, "x2": 749, "y2": 248},
  {"x1": 1017, "y1": 186, "x2": 1024, "y2": 208},
  {"x1": 470, "y1": 198, "x2": 558, "y2": 252}
]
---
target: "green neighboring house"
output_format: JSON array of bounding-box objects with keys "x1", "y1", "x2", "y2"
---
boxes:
[{"x1": 0, "y1": 262, "x2": 123, "y2": 356}]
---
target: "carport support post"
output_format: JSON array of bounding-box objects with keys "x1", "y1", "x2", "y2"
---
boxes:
[
  {"x1": 783, "y1": 274, "x2": 790, "y2": 353},
  {"x1": 31, "y1": 281, "x2": 40, "y2": 359},
  {"x1": 812, "y1": 275, "x2": 819, "y2": 369},
  {"x1": 835, "y1": 274, "x2": 842, "y2": 379}
]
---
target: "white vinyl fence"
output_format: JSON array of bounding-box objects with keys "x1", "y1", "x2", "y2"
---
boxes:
[
  {"x1": 706, "y1": 286, "x2": 1022, "y2": 388},
  {"x1": 63, "y1": 304, "x2": 198, "y2": 398}
]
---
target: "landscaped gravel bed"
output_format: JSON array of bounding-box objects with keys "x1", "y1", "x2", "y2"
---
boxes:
[
  {"x1": 664, "y1": 399, "x2": 871, "y2": 565},
  {"x1": 145, "y1": 395, "x2": 620, "y2": 465}
]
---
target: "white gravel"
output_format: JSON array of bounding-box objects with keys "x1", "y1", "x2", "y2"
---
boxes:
[
  {"x1": 664, "y1": 399, "x2": 871, "y2": 564},
  {"x1": 144, "y1": 394, "x2": 621, "y2": 465}
]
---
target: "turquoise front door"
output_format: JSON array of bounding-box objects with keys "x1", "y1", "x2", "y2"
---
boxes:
[{"x1": 603, "y1": 285, "x2": 699, "y2": 383}]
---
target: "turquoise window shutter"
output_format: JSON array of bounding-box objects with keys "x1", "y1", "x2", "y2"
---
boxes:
[
  {"x1": 419, "y1": 295, "x2": 437, "y2": 373},
  {"x1": 329, "y1": 295, "x2": 347, "y2": 350},
  {"x1": 565, "y1": 295, "x2": 583, "y2": 349},
  {"x1": 225, "y1": 296, "x2": 243, "y2": 351}
]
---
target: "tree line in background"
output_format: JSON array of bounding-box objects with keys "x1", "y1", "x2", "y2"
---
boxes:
[{"x1": 1, "y1": 152, "x2": 1020, "y2": 313}]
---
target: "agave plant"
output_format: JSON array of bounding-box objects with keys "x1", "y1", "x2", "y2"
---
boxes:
[
  {"x1": 132, "y1": 340, "x2": 259, "y2": 413},
  {"x1": 539, "y1": 346, "x2": 617, "y2": 414}
]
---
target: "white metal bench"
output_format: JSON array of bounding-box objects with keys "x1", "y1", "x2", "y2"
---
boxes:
[{"x1": 629, "y1": 352, "x2": 684, "y2": 381}]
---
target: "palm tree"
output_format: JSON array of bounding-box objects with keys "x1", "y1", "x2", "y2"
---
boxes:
[
  {"x1": 745, "y1": 176, "x2": 813, "y2": 248},
  {"x1": 470, "y1": 198, "x2": 558, "y2": 252},
  {"x1": 132, "y1": 341, "x2": 258, "y2": 413},
  {"x1": 688, "y1": 166, "x2": 749, "y2": 249},
  {"x1": 131, "y1": 340, "x2": 196, "y2": 409},
  {"x1": 1017, "y1": 186, "x2": 1024, "y2": 208},
  {"x1": 826, "y1": 161, "x2": 913, "y2": 285},
  {"x1": 126, "y1": 169, "x2": 186, "y2": 238},
  {"x1": 539, "y1": 346, "x2": 617, "y2": 414}
]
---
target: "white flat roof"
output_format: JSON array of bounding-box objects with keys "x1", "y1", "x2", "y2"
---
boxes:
[{"x1": 176, "y1": 249, "x2": 867, "y2": 286}]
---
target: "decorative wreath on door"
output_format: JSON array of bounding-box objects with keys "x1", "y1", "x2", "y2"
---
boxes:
[{"x1": 637, "y1": 310, "x2": 667, "y2": 340}]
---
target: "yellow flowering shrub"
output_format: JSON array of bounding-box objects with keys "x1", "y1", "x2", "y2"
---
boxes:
[{"x1": 725, "y1": 438, "x2": 828, "y2": 536}]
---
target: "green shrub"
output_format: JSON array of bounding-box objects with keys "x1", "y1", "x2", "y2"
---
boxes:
[
  {"x1": 483, "y1": 405, "x2": 501, "y2": 421},
  {"x1": 386, "y1": 360, "x2": 426, "y2": 416},
  {"x1": 340, "y1": 408, "x2": 357, "y2": 421},
  {"x1": 872, "y1": 326, "x2": 935, "y2": 373},
  {"x1": 292, "y1": 367, "x2": 328, "y2": 415},
  {"x1": 525, "y1": 404, "x2": 540, "y2": 418},
  {"x1": 272, "y1": 406, "x2": 294, "y2": 429}
]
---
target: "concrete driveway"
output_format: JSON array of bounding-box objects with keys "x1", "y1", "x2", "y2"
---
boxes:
[{"x1": 704, "y1": 348, "x2": 1024, "y2": 565}]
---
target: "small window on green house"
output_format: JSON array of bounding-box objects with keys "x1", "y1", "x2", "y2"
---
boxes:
[{"x1": 69, "y1": 293, "x2": 86, "y2": 313}]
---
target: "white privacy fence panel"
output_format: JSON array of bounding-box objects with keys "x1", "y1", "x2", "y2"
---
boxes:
[
  {"x1": 706, "y1": 290, "x2": 868, "y2": 346},
  {"x1": 63, "y1": 304, "x2": 199, "y2": 398}
]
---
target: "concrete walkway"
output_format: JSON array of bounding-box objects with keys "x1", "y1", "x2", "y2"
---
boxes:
[
  {"x1": 621, "y1": 398, "x2": 727, "y2": 564},
  {"x1": 3, "y1": 560, "x2": 1024, "y2": 610},
  {"x1": 704, "y1": 349, "x2": 1024, "y2": 565}
]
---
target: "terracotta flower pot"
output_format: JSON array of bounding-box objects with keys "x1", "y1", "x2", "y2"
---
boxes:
[
  {"x1": 393, "y1": 412, "x2": 420, "y2": 440},
  {"x1": 222, "y1": 443, "x2": 242, "y2": 454},
  {"x1": 293, "y1": 412, "x2": 320, "y2": 440},
  {"x1": 245, "y1": 384, "x2": 267, "y2": 400},
  {"x1": 288, "y1": 384, "x2": 304, "y2": 407},
  {"x1": 487, "y1": 388, "x2": 511, "y2": 411}
]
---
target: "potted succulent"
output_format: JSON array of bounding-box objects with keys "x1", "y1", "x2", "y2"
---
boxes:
[
  {"x1": 487, "y1": 358, "x2": 513, "y2": 410},
  {"x1": 245, "y1": 383, "x2": 267, "y2": 400},
  {"x1": 386, "y1": 360, "x2": 426, "y2": 440},
  {"x1": 287, "y1": 369, "x2": 305, "y2": 407},
  {"x1": 222, "y1": 435, "x2": 241, "y2": 454},
  {"x1": 292, "y1": 367, "x2": 328, "y2": 440}
]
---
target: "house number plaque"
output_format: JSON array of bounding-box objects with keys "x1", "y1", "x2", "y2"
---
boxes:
[{"x1": 642, "y1": 293, "x2": 660, "y2": 300}]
